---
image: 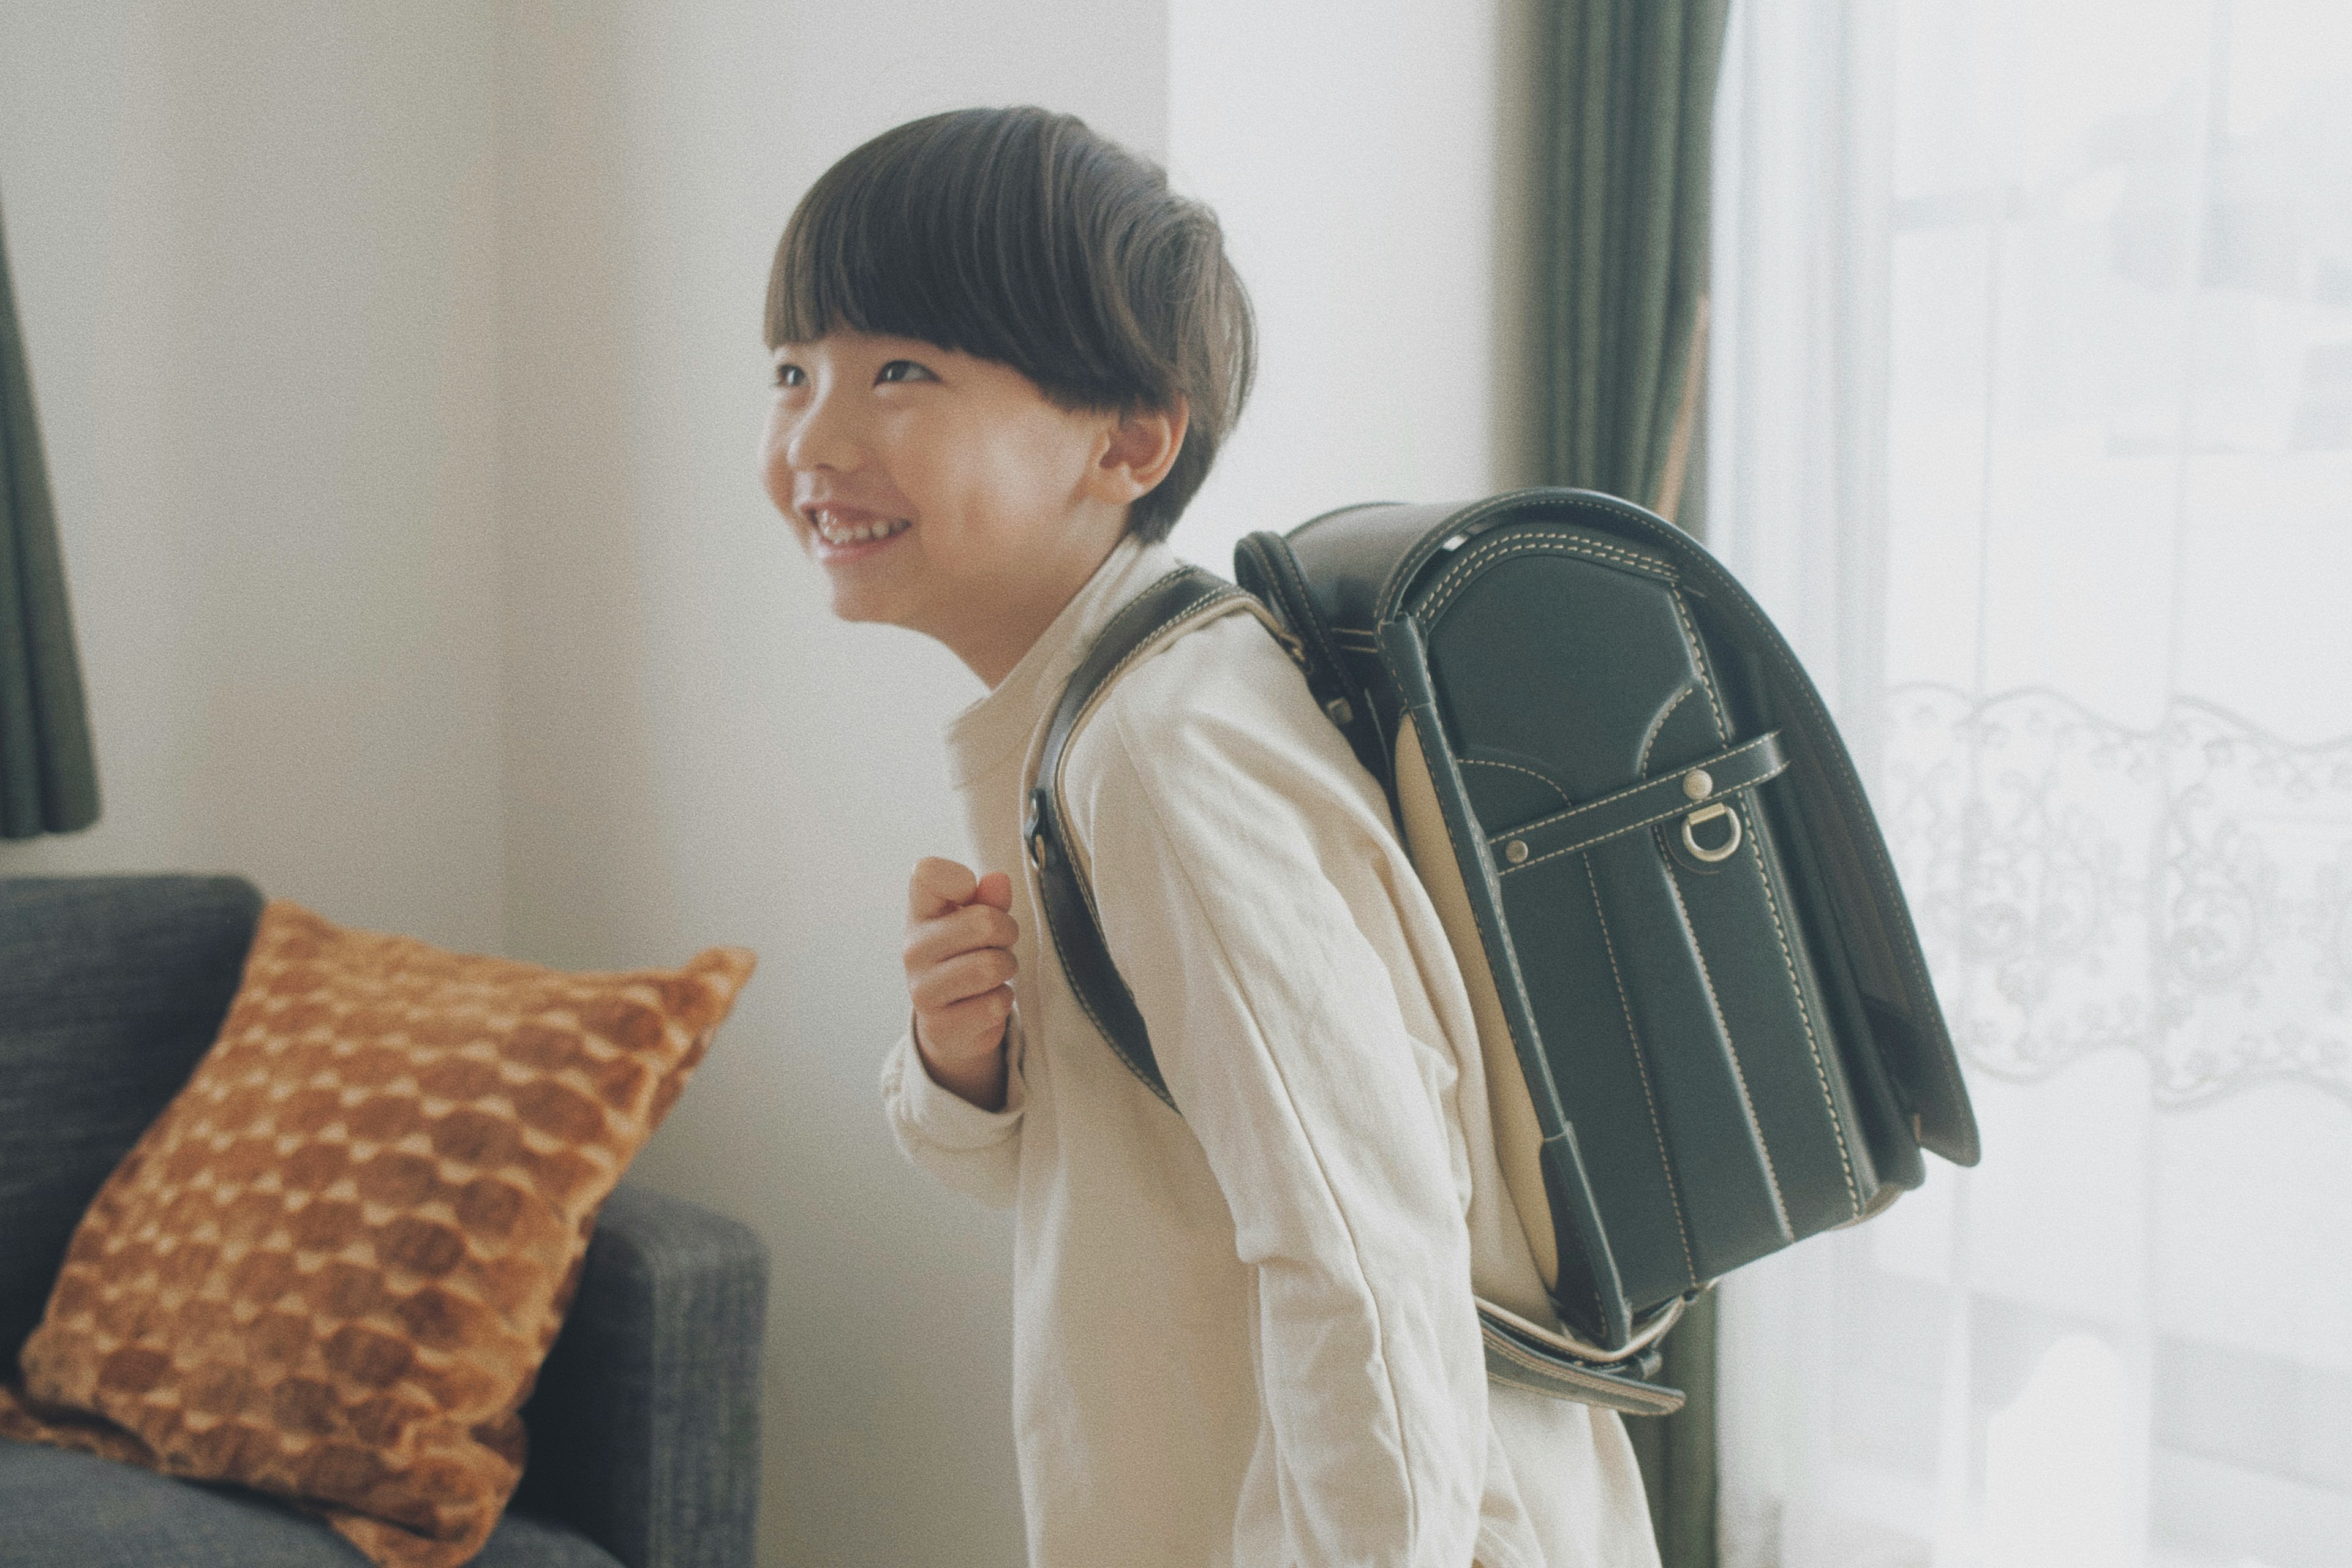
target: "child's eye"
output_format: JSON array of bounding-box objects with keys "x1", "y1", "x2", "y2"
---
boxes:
[
  {"x1": 774, "y1": 362, "x2": 806, "y2": 389},
  {"x1": 876, "y1": 360, "x2": 937, "y2": 385}
]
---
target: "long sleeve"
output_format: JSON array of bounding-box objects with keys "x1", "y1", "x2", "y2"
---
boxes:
[
  {"x1": 1070, "y1": 670, "x2": 1490, "y2": 1567},
  {"x1": 879, "y1": 1012, "x2": 1027, "y2": 1210}
]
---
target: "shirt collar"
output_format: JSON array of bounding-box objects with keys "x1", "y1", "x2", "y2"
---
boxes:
[{"x1": 943, "y1": 533, "x2": 1184, "y2": 791}]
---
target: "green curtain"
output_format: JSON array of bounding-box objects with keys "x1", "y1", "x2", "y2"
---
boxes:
[
  {"x1": 0, "y1": 197, "x2": 99, "y2": 839},
  {"x1": 1536, "y1": 2, "x2": 1731, "y2": 1563},
  {"x1": 1539, "y1": 0, "x2": 1728, "y2": 529}
]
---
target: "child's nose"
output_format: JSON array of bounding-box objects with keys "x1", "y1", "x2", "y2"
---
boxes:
[{"x1": 784, "y1": 386, "x2": 864, "y2": 473}]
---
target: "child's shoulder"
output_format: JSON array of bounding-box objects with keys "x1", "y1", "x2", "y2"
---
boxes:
[{"x1": 1066, "y1": 607, "x2": 1380, "y2": 822}]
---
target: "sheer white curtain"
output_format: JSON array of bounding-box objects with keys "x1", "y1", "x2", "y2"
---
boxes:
[{"x1": 1707, "y1": 2, "x2": 2352, "y2": 1564}]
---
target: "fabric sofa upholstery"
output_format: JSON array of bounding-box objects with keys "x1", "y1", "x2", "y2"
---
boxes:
[
  {"x1": 0, "y1": 875, "x2": 766, "y2": 1568},
  {"x1": 0, "y1": 874, "x2": 265, "y2": 1358},
  {"x1": 0, "y1": 1441, "x2": 624, "y2": 1568}
]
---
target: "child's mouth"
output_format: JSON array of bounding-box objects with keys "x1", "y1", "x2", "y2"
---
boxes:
[{"x1": 807, "y1": 511, "x2": 913, "y2": 560}]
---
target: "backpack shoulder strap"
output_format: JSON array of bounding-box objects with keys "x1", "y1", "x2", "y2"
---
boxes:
[{"x1": 1024, "y1": 565, "x2": 1287, "y2": 1109}]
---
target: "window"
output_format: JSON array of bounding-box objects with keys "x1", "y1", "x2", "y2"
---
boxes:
[{"x1": 1709, "y1": 3, "x2": 2352, "y2": 1564}]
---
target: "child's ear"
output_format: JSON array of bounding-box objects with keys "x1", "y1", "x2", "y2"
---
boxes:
[{"x1": 1088, "y1": 400, "x2": 1189, "y2": 505}]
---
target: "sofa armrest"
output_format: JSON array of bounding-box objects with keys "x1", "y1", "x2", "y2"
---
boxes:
[{"x1": 514, "y1": 1180, "x2": 768, "y2": 1568}]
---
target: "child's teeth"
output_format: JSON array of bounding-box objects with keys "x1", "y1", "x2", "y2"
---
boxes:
[{"x1": 815, "y1": 515, "x2": 905, "y2": 544}]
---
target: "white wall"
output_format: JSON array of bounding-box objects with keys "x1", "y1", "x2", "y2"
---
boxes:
[
  {"x1": 1167, "y1": 0, "x2": 1542, "y2": 570},
  {"x1": 0, "y1": 1, "x2": 507, "y2": 952},
  {"x1": 491, "y1": 4, "x2": 1171, "y2": 1563},
  {"x1": 0, "y1": 4, "x2": 1532, "y2": 1562}
]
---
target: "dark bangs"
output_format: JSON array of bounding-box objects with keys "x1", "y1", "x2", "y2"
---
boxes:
[{"x1": 765, "y1": 107, "x2": 1253, "y2": 541}]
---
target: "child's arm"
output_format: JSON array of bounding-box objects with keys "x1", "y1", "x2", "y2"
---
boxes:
[
  {"x1": 1076, "y1": 657, "x2": 1491, "y2": 1566},
  {"x1": 879, "y1": 858, "x2": 1027, "y2": 1207}
]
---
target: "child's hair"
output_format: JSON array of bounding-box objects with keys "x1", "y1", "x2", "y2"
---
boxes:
[{"x1": 766, "y1": 107, "x2": 1254, "y2": 543}]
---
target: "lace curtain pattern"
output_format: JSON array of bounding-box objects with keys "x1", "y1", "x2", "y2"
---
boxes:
[
  {"x1": 1883, "y1": 685, "x2": 2352, "y2": 1108},
  {"x1": 1708, "y1": 2, "x2": 2352, "y2": 1564}
]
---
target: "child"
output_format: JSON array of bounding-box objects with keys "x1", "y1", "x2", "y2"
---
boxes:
[{"x1": 761, "y1": 107, "x2": 1659, "y2": 1568}]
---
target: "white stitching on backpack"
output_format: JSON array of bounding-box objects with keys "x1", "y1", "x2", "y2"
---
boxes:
[
  {"x1": 1715, "y1": 578, "x2": 1950, "y2": 1092},
  {"x1": 1583, "y1": 858, "x2": 1698, "y2": 1289},
  {"x1": 1659, "y1": 839, "x2": 1789, "y2": 1228},
  {"x1": 1671, "y1": 569, "x2": 1868, "y2": 1200},
  {"x1": 1637, "y1": 688, "x2": 1693, "y2": 774},
  {"x1": 1494, "y1": 733, "x2": 1781, "y2": 845},
  {"x1": 1667, "y1": 590, "x2": 1730, "y2": 742},
  {"x1": 1743, "y1": 807, "x2": 1861, "y2": 1216},
  {"x1": 1417, "y1": 531, "x2": 1675, "y2": 626},
  {"x1": 1460, "y1": 758, "x2": 1572, "y2": 805},
  {"x1": 1494, "y1": 766, "x2": 1787, "y2": 875}
]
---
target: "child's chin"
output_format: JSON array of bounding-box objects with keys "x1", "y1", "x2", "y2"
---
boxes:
[{"x1": 823, "y1": 579, "x2": 909, "y2": 628}]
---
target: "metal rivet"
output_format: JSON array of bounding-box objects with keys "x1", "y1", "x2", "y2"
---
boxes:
[
  {"x1": 1682, "y1": 768, "x2": 1714, "y2": 801},
  {"x1": 1504, "y1": 839, "x2": 1529, "y2": 865}
]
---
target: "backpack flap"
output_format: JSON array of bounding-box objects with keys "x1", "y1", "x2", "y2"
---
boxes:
[
  {"x1": 1672, "y1": 559, "x2": 1981, "y2": 1169},
  {"x1": 1311, "y1": 489, "x2": 1980, "y2": 1175}
]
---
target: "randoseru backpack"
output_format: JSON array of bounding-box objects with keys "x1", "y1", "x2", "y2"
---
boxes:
[{"x1": 1023, "y1": 488, "x2": 1980, "y2": 1415}]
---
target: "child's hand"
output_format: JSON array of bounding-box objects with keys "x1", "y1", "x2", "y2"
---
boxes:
[{"x1": 903, "y1": 858, "x2": 1018, "y2": 1110}]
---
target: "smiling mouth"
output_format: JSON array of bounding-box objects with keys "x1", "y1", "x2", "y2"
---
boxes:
[{"x1": 806, "y1": 509, "x2": 912, "y2": 547}]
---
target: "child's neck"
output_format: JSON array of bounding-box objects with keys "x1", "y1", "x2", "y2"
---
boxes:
[{"x1": 949, "y1": 525, "x2": 1134, "y2": 690}]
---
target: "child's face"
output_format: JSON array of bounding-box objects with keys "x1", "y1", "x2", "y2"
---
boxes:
[{"x1": 761, "y1": 330, "x2": 1143, "y2": 685}]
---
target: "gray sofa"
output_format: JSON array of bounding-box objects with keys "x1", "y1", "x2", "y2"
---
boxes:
[{"x1": 0, "y1": 875, "x2": 767, "y2": 1568}]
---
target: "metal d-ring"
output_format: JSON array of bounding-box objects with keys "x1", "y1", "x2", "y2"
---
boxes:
[{"x1": 1681, "y1": 801, "x2": 1743, "y2": 864}]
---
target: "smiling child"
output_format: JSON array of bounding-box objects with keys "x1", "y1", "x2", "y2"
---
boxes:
[{"x1": 760, "y1": 107, "x2": 1659, "y2": 1568}]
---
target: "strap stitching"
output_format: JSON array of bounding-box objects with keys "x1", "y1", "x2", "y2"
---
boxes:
[
  {"x1": 1491, "y1": 732, "x2": 1782, "y2": 843},
  {"x1": 1743, "y1": 804, "x2": 1863, "y2": 1216},
  {"x1": 1054, "y1": 587, "x2": 1268, "y2": 799},
  {"x1": 1495, "y1": 763, "x2": 1790, "y2": 873},
  {"x1": 1664, "y1": 577, "x2": 1856, "y2": 1207},
  {"x1": 1077, "y1": 586, "x2": 1249, "y2": 730},
  {"x1": 1584, "y1": 859, "x2": 1698, "y2": 1288},
  {"x1": 1658, "y1": 834, "x2": 1789, "y2": 1229},
  {"x1": 1667, "y1": 589, "x2": 1732, "y2": 758}
]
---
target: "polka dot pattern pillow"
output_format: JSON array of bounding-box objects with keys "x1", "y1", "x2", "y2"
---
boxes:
[{"x1": 0, "y1": 900, "x2": 755, "y2": 1568}]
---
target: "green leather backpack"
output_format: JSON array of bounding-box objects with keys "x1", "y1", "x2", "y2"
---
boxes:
[{"x1": 1024, "y1": 488, "x2": 1980, "y2": 1414}]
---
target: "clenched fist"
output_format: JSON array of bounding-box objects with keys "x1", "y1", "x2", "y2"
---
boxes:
[{"x1": 905, "y1": 856, "x2": 1019, "y2": 1110}]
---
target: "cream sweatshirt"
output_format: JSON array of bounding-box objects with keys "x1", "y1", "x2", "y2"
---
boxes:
[{"x1": 881, "y1": 536, "x2": 1660, "y2": 1568}]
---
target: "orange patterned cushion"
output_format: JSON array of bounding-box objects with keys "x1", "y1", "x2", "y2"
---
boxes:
[{"x1": 0, "y1": 900, "x2": 755, "y2": 1567}]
